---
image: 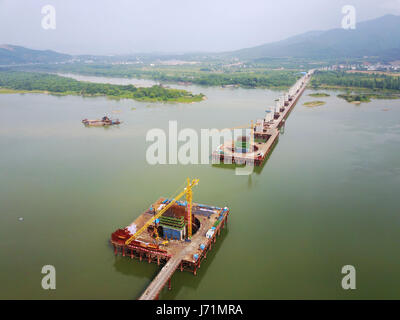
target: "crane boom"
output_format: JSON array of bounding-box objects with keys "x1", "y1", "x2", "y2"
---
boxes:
[{"x1": 125, "y1": 178, "x2": 199, "y2": 245}]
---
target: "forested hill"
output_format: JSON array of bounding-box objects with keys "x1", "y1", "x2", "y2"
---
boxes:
[
  {"x1": 227, "y1": 14, "x2": 400, "y2": 61},
  {"x1": 0, "y1": 45, "x2": 71, "y2": 65}
]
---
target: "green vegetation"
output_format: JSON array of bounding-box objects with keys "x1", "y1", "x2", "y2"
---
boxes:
[
  {"x1": 311, "y1": 71, "x2": 400, "y2": 91},
  {"x1": 337, "y1": 94, "x2": 371, "y2": 103},
  {"x1": 0, "y1": 71, "x2": 204, "y2": 103},
  {"x1": 337, "y1": 93, "x2": 399, "y2": 103},
  {"x1": 310, "y1": 71, "x2": 400, "y2": 103},
  {"x1": 303, "y1": 100, "x2": 326, "y2": 107},
  {"x1": 183, "y1": 70, "x2": 299, "y2": 88},
  {"x1": 0, "y1": 87, "x2": 40, "y2": 94},
  {"x1": 308, "y1": 92, "x2": 330, "y2": 97}
]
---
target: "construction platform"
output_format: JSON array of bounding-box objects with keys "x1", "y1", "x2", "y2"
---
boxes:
[
  {"x1": 110, "y1": 197, "x2": 229, "y2": 300},
  {"x1": 212, "y1": 70, "x2": 314, "y2": 166}
]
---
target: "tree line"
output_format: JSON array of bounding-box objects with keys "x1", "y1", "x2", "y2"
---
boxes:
[{"x1": 311, "y1": 71, "x2": 400, "y2": 91}]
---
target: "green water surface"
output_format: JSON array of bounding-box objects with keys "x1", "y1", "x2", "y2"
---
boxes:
[{"x1": 0, "y1": 81, "x2": 399, "y2": 299}]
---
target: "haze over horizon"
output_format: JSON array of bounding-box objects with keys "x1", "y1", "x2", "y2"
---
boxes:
[{"x1": 1, "y1": 0, "x2": 400, "y2": 55}]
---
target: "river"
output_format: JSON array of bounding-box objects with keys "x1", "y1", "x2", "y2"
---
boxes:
[{"x1": 0, "y1": 75, "x2": 399, "y2": 299}]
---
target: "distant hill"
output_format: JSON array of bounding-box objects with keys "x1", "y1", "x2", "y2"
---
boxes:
[
  {"x1": 0, "y1": 45, "x2": 71, "y2": 65},
  {"x1": 228, "y1": 14, "x2": 400, "y2": 61}
]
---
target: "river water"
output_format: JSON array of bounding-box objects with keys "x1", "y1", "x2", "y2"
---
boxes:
[{"x1": 0, "y1": 76, "x2": 399, "y2": 299}]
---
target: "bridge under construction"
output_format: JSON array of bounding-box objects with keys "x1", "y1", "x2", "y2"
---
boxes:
[
  {"x1": 110, "y1": 71, "x2": 313, "y2": 300},
  {"x1": 212, "y1": 70, "x2": 314, "y2": 166}
]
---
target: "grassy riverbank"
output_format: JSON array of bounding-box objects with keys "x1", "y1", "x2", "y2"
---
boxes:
[{"x1": 0, "y1": 71, "x2": 205, "y2": 103}]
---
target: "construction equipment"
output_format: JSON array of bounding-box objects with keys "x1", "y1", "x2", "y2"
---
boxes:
[
  {"x1": 250, "y1": 120, "x2": 254, "y2": 149},
  {"x1": 152, "y1": 225, "x2": 160, "y2": 240},
  {"x1": 82, "y1": 116, "x2": 121, "y2": 126},
  {"x1": 152, "y1": 226, "x2": 168, "y2": 245},
  {"x1": 185, "y1": 178, "x2": 194, "y2": 238},
  {"x1": 125, "y1": 178, "x2": 199, "y2": 245}
]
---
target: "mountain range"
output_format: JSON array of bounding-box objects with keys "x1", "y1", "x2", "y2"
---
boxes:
[
  {"x1": 229, "y1": 14, "x2": 400, "y2": 61},
  {"x1": 1, "y1": 14, "x2": 400, "y2": 64}
]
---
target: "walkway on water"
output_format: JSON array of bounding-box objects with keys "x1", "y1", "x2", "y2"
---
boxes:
[
  {"x1": 136, "y1": 211, "x2": 229, "y2": 300},
  {"x1": 138, "y1": 247, "x2": 189, "y2": 300}
]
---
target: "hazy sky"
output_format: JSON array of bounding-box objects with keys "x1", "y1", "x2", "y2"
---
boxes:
[{"x1": 0, "y1": 0, "x2": 400, "y2": 55}]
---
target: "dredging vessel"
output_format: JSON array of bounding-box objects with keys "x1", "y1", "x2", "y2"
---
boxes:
[{"x1": 82, "y1": 116, "x2": 121, "y2": 126}]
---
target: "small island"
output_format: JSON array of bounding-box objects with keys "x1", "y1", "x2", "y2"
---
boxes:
[
  {"x1": 337, "y1": 94, "x2": 370, "y2": 103},
  {"x1": 337, "y1": 93, "x2": 399, "y2": 104},
  {"x1": 308, "y1": 92, "x2": 330, "y2": 97},
  {"x1": 0, "y1": 71, "x2": 205, "y2": 103},
  {"x1": 303, "y1": 100, "x2": 326, "y2": 107}
]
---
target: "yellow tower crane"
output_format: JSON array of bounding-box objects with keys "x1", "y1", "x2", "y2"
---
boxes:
[
  {"x1": 186, "y1": 178, "x2": 194, "y2": 238},
  {"x1": 125, "y1": 178, "x2": 199, "y2": 245},
  {"x1": 250, "y1": 120, "x2": 254, "y2": 151}
]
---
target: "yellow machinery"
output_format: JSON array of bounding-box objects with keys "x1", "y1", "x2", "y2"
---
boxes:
[
  {"x1": 250, "y1": 120, "x2": 254, "y2": 150},
  {"x1": 152, "y1": 226, "x2": 168, "y2": 245},
  {"x1": 153, "y1": 226, "x2": 160, "y2": 240},
  {"x1": 186, "y1": 178, "x2": 194, "y2": 238},
  {"x1": 125, "y1": 178, "x2": 199, "y2": 245}
]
